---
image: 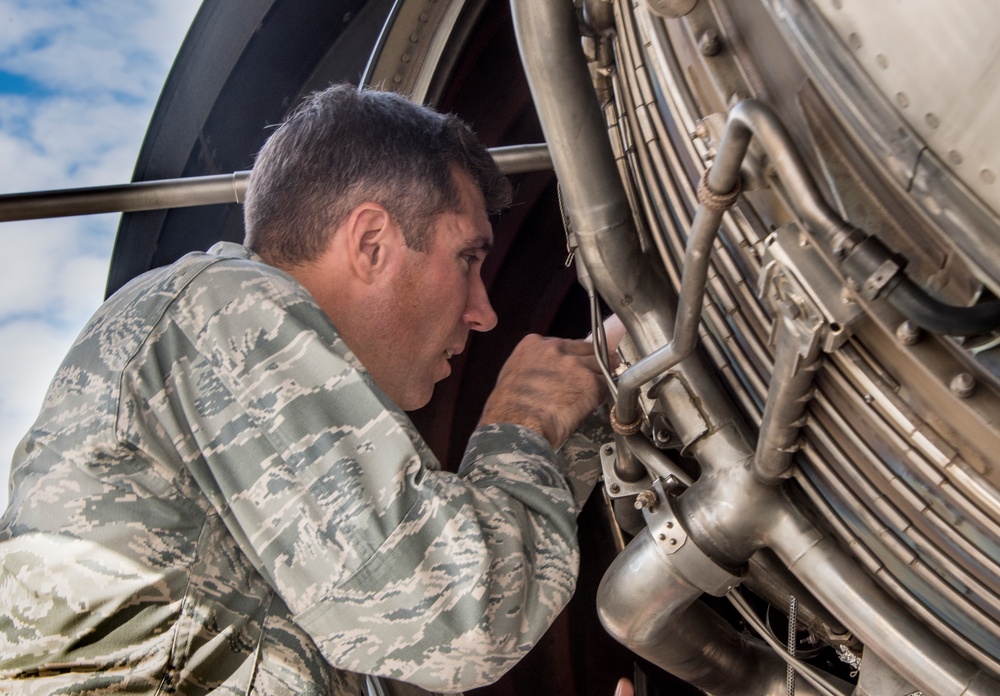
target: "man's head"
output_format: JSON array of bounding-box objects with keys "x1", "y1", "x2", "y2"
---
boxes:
[
  {"x1": 243, "y1": 85, "x2": 512, "y2": 410},
  {"x1": 244, "y1": 84, "x2": 511, "y2": 267}
]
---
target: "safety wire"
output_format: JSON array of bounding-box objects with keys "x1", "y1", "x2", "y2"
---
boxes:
[{"x1": 727, "y1": 590, "x2": 851, "y2": 696}]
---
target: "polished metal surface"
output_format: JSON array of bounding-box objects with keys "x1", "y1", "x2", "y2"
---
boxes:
[{"x1": 813, "y1": 0, "x2": 1000, "y2": 227}]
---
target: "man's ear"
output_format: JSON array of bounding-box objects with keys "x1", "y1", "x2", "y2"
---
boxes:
[{"x1": 343, "y1": 203, "x2": 397, "y2": 283}]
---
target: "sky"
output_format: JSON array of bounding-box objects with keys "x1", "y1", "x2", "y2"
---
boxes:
[{"x1": 0, "y1": 0, "x2": 203, "y2": 511}]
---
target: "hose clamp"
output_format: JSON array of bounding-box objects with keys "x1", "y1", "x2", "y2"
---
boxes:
[
  {"x1": 698, "y1": 168, "x2": 743, "y2": 211},
  {"x1": 610, "y1": 404, "x2": 643, "y2": 436}
]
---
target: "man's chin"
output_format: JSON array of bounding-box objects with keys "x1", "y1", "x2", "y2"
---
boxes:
[{"x1": 399, "y1": 384, "x2": 436, "y2": 412}]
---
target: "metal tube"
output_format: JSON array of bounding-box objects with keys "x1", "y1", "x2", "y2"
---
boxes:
[
  {"x1": 614, "y1": 203, "x2": 727, "y2": 426},
  {"x1": 510, "y1": 0, "x2": 678, "y2": 368},
  {"x1": 597, "y1": 527, "x2": 834, "y2": 696},
  {"x1": 0, "y1": 144, "x2": 553, "y2": 223},
  {"x1": 0, "y1": 172, "x2": 250, "y2": 222}
]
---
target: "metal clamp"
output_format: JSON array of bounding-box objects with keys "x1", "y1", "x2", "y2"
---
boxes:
[{"x1": 642, "y1": 479, "x2": 741, "y2": 596}]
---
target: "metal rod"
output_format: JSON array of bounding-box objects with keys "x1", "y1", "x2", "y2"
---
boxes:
[
  {"x1": 0, "y1": 144, "x2": 552, "y2": 223},
  {"x1": 0, "y1": 172, "x2": 250, "y2": 222}
]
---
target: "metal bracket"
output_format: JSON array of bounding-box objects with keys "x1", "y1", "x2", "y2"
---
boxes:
[
  {"x1": 600, "y1": 441, "x2": 653, "y2": 498},
  {"x1": 760, "y1": 221, "x2": 864, "y2": 353}
]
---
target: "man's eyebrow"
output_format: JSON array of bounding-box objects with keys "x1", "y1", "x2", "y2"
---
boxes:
[{"x1": 464, "y1": 234, "x2": 493, "y2": 253}]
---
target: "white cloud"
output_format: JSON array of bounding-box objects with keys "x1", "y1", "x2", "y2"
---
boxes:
[{"x1": 0, "y1": 0, "x2": 202, "y2": 510}]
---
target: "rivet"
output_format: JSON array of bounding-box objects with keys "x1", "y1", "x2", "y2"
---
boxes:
[
  {"x1": 658, "y1": 533, "x2": 667, "y2": 541},
  {"x1": 669, "y1": 538, "x2": 678, "y2": 546},
  {"x1": 610, "y1": 483, "x2": 621, "y2": 494},
  {"x1": 948, "y1": 150, "x2": 963, "y2": 166},
  {"x1": 876, "y1": 53, "x2": 888, "y2": 70},
  {"x1": 981, "y1": 168, "x2": 996, "y2": 185},
  {"x1": 848, "y1": 32, "x2": 862, "y2": 50},
  {"x1": 896, "y1": 92, "x2": 910, "y2": 109},
  {"x1": 925, "y1": 113, "x2": 941, "y2": 129}
]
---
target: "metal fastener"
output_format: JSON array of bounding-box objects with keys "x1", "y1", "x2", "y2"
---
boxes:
[
  {"x1": 634, "y1": 490, "x2": 657, "y2": 510},
  {"x1": 950, "y1": 372, "x2": 976, "y2": 399},
  {"x1": 895, "y1": 320, "x2": 921, "y2": 346},
  {"x1": 699, "y1": 30, "x2": 721, "y2": 56}
]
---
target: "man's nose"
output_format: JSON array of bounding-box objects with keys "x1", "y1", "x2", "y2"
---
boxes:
[{"x1": 465, "y1": 275, "x2": 498, "y2": 332}]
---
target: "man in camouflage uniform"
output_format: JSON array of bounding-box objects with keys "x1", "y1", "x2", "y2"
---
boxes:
[{"x1": 0, "y1": 85, "x2": 612, "y2": 694}]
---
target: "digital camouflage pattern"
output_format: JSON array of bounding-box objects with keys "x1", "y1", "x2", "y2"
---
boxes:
[{"x1": 0, "y1": 243, "x2": 606, "y2": 695}]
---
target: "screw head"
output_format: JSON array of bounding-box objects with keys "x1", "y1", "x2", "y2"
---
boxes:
[
  {"x1": 699, "y1": 30, "x2": 721, "y2": 56},
  {"x1": 896, "y1": 320, "x2": 921, "y2": 345},
  {"x1": 950, "y1": 372, "x2": 976, "y2": 398}
]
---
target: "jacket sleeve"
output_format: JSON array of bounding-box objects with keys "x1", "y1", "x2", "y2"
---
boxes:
[{"x1": 146, "y1": 264, "x2": 589, "y2": 692}]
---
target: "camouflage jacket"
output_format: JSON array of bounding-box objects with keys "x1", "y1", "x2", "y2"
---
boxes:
[{"x1": 0, "y1": 243, "x2": 604, "y2": 695}]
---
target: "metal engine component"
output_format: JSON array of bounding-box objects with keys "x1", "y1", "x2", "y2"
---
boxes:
[{"x1": 513, "y1": 0, "x2": 1000, "y2": 693}]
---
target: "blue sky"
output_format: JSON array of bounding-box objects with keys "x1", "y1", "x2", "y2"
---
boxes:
[{"x1": 0, "y1": 0, "x2": 202, "y2": 510}]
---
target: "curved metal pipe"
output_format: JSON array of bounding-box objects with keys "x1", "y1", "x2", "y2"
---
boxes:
[
  {"x1": 597, "y1": 530, "x2": 827, "y2": 696},
  {"x1": 717, "y1": 101, "x2": 1000, "y2": 335}
]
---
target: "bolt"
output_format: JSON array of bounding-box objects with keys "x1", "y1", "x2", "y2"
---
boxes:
[
  {"x1": 602, "y1": 444, "x2": 615, "y2": 457},
  {"x1": 658, "y1": 533, "x2": 667, "y2": 541},
  {"x1": 896, "y1": 320, "x2": 921, "y2": 345},
  {"x1": 609, "y1": 483, "x2": 621, "y2": 494},
  {"x1": 634, "y1": 490, "x2": 657, "y2": 510},
  {"x1": 690, "y1": 123, "x2": 709, "y2": 141},
  {"x1": 863, "y1": 393, "x2": 874, "y2": 405},
  {"x1": 654, "y1": 429, "x2": 671, "y2": 445},
  {"x1": 950, "y1": 372, "x2": 976, "y2": 399},
  {"x1": 699, "y1": 29, "x2": 721, "y2": 56},
  {"x1": 669, "y1": 538, "x2": 678, "y2": 546}
]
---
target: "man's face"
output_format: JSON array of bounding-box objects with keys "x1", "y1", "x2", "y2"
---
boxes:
[{"x1": 365, "y1": 171, "x2": 497, "y2": 410}]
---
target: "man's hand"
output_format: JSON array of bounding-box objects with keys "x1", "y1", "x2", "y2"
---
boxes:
[{"x1": 479, "y1": 333, "x2": 605, "y2": 448}]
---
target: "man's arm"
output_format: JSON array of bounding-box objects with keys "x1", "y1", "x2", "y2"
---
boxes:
[{"x1": 157, "y1": 268, "x2": 609, "y2": 691}]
